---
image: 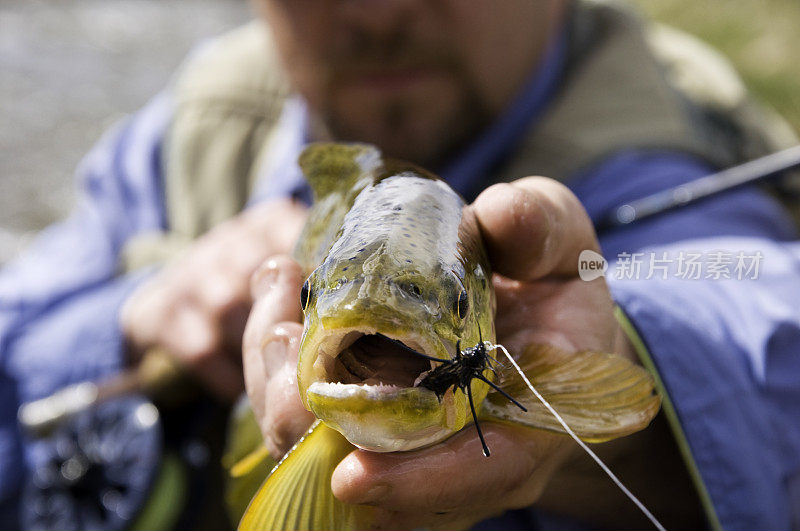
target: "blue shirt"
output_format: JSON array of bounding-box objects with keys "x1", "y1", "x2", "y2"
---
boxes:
[{"x1": 2, "y1": 29, "x2": 800, "y2": 530}]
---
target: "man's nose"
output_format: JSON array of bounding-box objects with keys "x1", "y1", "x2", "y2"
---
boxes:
[{"x1": 338, "y1": 0, "x2": 422, "y2": 38}]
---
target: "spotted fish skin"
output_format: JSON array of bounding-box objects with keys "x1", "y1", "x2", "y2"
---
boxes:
[{"x1": 311, "y1": 174, "x2": 492, "y2": 358}]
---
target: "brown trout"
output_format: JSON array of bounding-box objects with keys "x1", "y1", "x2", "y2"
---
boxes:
[{"x1": 236, "y1": 143, "x2": 660, "y2": 529}]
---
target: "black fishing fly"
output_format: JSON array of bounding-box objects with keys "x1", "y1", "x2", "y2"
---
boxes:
[{"x1": 378, "y1": 331, "x2": 527, "y2": 457}]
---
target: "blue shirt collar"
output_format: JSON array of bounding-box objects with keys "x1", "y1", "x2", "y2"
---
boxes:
[{"x1": 251, "y1": 28, "x2": 566, "y2": 205}]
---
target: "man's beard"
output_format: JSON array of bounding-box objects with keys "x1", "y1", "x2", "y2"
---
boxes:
[{"x1": 322, "y1": 82, "x2": 491, "y2": 170}]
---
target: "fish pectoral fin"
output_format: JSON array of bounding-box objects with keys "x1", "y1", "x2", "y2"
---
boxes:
[
  {"x1": 227, "y1": 445, "x2": 276, "y2": 524},
  {"x1": 224, "y1": 400, "x2": 277, "y2": 523},
  {"x1": 482, "y1": 344, "x2": 661, "y2": 443},
  {"x1": 239, "y1": 420, "x2": 372, "y2": 530},
  {"x1": 230, "y1": 445, "x2": 273, "y2": 479}
]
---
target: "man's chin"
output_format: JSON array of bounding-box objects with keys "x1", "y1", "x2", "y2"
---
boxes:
[
  {"x1": 324, "y1": 88, "x2": 486, "y2": 167},
  {"x1": 349, "y1": 124, "x2": 455, "y2": 169}
]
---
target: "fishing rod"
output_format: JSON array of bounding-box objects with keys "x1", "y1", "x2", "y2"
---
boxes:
[
  {"x1": 596, "y1": 145, "x2": 800, "y2": 232},
  {"x1": 18, "y1": 348, "x2": 194, "y2": 437}
]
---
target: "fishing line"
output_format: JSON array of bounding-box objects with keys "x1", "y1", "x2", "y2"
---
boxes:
[{"x1": 486, "y1": 342, "x2": 667, "y2": 531}]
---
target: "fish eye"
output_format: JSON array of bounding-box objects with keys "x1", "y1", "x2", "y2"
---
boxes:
[
  {"x1": 300, "y1": 279, "x2": 311, "y2": 312},
  {"x1": 455, "y1": 289, "x2": 469, "y2": 320}
]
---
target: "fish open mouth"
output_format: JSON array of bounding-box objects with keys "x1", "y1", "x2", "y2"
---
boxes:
[
  {"x1": 331, "y1": 333, "x2": 433, "y2": 387},
  {"x1": 314, "y1": 331, "x2": 441, "y2": 389},
  {"x1": 304, "y1": 330, "x2": 460, "y2": 452}
]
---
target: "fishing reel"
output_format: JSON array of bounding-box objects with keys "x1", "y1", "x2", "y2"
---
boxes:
[
  {"x1": 18, "y1": 351, "x2": 234, "y2": 530},
  {"x1": 22, "y1": 396, "x2": 166, "y2": 530}
]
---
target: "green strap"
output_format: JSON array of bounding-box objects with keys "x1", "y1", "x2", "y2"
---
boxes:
[{"x1": 614, "y1": 306, "x2": 722, "y2": 531}]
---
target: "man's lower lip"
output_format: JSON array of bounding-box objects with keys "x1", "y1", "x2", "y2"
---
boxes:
[{"x1": 341, "y1": 68, "x2": 444, "y2": 92}]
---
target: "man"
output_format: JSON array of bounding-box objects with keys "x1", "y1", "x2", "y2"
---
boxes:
[{"x1": 1, "y1": 0, "x2": 799, "y2": 529}]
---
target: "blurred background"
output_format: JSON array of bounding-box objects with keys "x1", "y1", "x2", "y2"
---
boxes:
[
  {"x1": 1, "y1": 0, "x2": 799, "y2": 264},
  {"x1": 0, "y1": 0, "x2": 250, "y2": 264},
  {"x1": 630, "y1": 0, "x2": 800, "y2": 132}
]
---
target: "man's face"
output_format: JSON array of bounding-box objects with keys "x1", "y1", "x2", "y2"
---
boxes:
[{"x1": 258, "y1": 0, "x2": 564, "y2": 167}]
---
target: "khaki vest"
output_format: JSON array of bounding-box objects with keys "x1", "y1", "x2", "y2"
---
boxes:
[{"x1": 120, "y1": 0, "x2": 798, "y2": 271}]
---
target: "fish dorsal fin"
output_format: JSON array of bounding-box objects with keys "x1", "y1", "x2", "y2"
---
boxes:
[
  {"x1": 482, "y1": 344, "x2": 660, "y2": 443},
  {"x1": 239, "y1": 420, "x2": 372, "y2": 530},
  {"x1": 299, "y1": 142, "x2": 382, "y2": 201}
]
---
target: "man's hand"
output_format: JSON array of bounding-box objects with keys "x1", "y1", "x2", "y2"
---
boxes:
[
  {"x1": 243, "y1": 178, "x2": 632, "y2": 528},
  {"x1": 121, "y1": 199, "x2": 307, "y2": 401},
  {"x1": 242, "y1": 255, "x2": 316, "y2": 457}
]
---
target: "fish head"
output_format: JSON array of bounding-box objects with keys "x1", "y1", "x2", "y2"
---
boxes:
[{"x1": 296, "y1": 238, "x2": 495, "y2": 452}]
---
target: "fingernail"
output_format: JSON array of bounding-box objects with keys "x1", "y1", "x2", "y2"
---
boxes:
[
  {"x1": 260, "y1": 332, "x2": 286, "y2": 358},
  {"x1": 251, "y1": 260, "x2": 282, "y2": 298},
  {"x1": 357, "y1": 484, "x2": 391, "y2": 505}
]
